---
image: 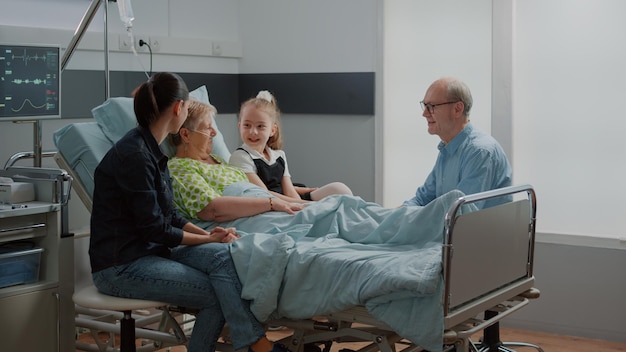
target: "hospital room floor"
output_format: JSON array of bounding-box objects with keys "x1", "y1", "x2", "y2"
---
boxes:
[{"x1": 75, "y1": 327, "x2": 626, "y2": 352}]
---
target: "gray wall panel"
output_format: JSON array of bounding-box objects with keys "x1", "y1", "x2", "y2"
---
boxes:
[{"x1": 503, "y1": 241, "x2": 626, "y2": 343}]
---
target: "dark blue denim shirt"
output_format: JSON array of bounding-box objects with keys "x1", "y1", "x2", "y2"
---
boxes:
[{"x1": 90, "y1": 126, "x2": 187, "y2": 273}]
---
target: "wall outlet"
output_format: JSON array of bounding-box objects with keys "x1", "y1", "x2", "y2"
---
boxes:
[
  {"x1": 212, "y1": 42, "x2": 223, "y2": 56},
  {"x1": 135, "y1": 36, "x2": 150, "y2": 52},
  {"x1": 118, "y1": 34, "x2": 133, "y2": 51},
  {"x1": 149, "y1": 36, "x2": 161, "y2": 52}
]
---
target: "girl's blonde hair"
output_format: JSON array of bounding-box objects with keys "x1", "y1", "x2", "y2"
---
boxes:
[{"x1": 240, "y1": 90, "x2": 283, "y2": 150}]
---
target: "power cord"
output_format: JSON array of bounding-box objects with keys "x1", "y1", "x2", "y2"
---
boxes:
[{"x1": 138, "y1": 39, "x2": 153, "y2": 76}]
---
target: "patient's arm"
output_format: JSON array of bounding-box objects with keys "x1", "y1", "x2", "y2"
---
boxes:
[{"x1": 197, "y1": 196, "x2": 304, "y2": 222}]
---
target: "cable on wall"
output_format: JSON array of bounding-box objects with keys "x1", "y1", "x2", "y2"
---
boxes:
[{"x1": 139, "y1": 39, "x2": 153, "y2": 76}]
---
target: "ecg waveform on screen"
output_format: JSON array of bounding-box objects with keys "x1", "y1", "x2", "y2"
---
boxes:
[
  {"x1": 0, "y1": 45, "x2": 60, "y2": 119},
  {"x1": 11, "y1": 78, "x2": 50, "y2": 85},
  {"x1": 10, "y1": 49, "x2": 49, "y2": 66}
]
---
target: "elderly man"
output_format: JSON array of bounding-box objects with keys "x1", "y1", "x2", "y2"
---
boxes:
[{"x1": 403, "y1": 77, "x2": 512, "y2": 209}]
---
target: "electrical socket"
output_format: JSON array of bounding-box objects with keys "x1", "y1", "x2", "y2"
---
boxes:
[
  {"x1": 149, "y1": 37, "x2": 161, "y2": 52},
  {"x1": 131, "y1": 36, "x2": 161, "y2": 53},
  {"x1": 118, "y1": 34, "x2": 133, "y2": 51},
  {"x1": 135, "y1": 36, "x2": 150, "y2": 52},
  {"x1": 212, "y1": 42, "x2": 223, "y2": 56}
]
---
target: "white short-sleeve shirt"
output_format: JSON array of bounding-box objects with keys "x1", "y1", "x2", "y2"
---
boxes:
[{"x1": 229, "y1": 144, "x2": 292, "y2": 178}]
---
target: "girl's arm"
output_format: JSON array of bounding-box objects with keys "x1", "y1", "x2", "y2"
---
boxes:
[
  {"x1": 280, "y1": 175, "x2": 302, "y2": 200},
  {"x1": 197, "y1": 196, "x2": 304, "y2": 222},
  {"x1": 245, "y1": 172, "x2": 304, "y2": 203},
  {"x1": 275, "y1": 151, "x2": 308, "y2": 201}
]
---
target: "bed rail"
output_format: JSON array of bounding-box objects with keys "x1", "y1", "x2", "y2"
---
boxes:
[
  {"x1": 442, "y1": 184, "x2": 537, "y2": 326},
  {"x1": 54, "y1": 152, "x2": 93, "y2": 212}
]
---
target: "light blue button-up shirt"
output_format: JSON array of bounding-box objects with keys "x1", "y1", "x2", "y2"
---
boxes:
[{"x1": 403, "y1": 124, "x2": 512, "y2": 209}]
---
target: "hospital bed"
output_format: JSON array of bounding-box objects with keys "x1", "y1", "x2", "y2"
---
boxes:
[{"x1": 53, "y1": 90, "x2": 541, "y2": 352}]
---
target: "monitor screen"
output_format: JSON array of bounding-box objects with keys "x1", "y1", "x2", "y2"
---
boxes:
[{"x1": 0, "y1": 44, "x2": 61, "y2": 121}]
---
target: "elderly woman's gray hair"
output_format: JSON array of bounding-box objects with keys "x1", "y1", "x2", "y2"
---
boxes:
[{"x1": 169, "y1": 99, "x2": 217, "y2": 146}]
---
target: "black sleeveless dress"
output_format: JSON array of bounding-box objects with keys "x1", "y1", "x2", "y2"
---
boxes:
[{"x1": 236, "y1": 148, "x2": 286, "y2": 193}]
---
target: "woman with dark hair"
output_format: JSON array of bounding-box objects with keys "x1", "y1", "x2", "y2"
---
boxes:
[{"x1": 89, "y1": 72, "x2": 287, "y2": 352}]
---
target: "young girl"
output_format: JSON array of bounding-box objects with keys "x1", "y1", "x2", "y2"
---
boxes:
[{"x1": 229, "y1": 90, "x2": 353, "y2": 202}]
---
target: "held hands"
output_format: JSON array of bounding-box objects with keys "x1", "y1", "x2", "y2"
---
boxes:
[{"x1": 208, "y1": 227, "x2": 240, "y2": 243}]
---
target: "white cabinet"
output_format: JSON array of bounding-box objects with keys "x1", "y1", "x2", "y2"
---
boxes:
[
  {"x1": 0, "y1": 287, "x2": 60, "y2": 351},
  {"x1": 0, "y1": 167, "x2": 74, "y2": 352}
]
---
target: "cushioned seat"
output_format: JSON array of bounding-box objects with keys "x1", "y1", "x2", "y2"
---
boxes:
[
  {"x1": 74, "y1": 285, "x2": 167, "y2": 311},
  {"x1": 74, "y1": 284, "x2": 174, "y2": 352}
]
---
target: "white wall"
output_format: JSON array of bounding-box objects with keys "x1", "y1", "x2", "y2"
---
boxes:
[
  {"x1": 237, "y1": 0, "x2": 378, "y2": 74},
  {"x1": 514, "y1": 0, "x2": 626, "y2": 241},
  {"x1": 382, "y1": 0, "x2": 493, "y2": 207}
]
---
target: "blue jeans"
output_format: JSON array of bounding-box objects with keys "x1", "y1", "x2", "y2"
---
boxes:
[{"x1": 92, "y1": 242, "x2": 266, "y2": 352}]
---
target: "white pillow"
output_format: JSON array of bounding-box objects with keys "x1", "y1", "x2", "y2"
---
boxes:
[
  {"x1": 91, "y1": 85, "x2": 231, "y2": 161},
  {"x1": 91, "y1": 96, "x2": 134, "y2": 143}
]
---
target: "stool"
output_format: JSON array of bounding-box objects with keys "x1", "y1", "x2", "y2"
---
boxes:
[{"x1": 74, "y1": 285, "x2": 170, "y2": 352}]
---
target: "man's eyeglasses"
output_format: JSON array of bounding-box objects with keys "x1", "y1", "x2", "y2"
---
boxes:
[{"x1": 420, "y1": 101, "x2": 459, "y2": 114}]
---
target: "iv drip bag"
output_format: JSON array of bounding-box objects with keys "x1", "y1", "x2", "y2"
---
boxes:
[{"x1": 117, "y1": 0, "x2": 135, "y2": 28}]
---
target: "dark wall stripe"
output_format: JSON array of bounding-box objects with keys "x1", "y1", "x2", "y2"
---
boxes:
[
  {"x1": 239, "y1": 72, "x2": 374, "y2": 115},
  {"x1": 61, "y1": 71, "x2": 240, "y2": 118},
  {"x1": 61, "y1": 70, "x2": 374, "y2": 118},
  {"x1": 178, "y1": 72, "x2": 240, "y2": 113}
]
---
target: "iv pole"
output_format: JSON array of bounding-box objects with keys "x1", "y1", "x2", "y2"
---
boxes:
[{"x1": 62, "y1": 0, "x2": 111, "y2": 99}]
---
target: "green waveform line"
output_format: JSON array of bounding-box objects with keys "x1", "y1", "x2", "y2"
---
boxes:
[{"x1": 10, "y1": 98, "x2": 47, "y2": 112}]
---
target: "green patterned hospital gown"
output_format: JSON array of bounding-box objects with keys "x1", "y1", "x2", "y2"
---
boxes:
[{"x1": 168, "y1": 156, "x2": 248, "y2": 219}]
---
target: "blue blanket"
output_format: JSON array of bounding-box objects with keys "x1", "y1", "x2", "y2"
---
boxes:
[{"x1": 193, "y1": 182, "x2": 470, "y2": 352}]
